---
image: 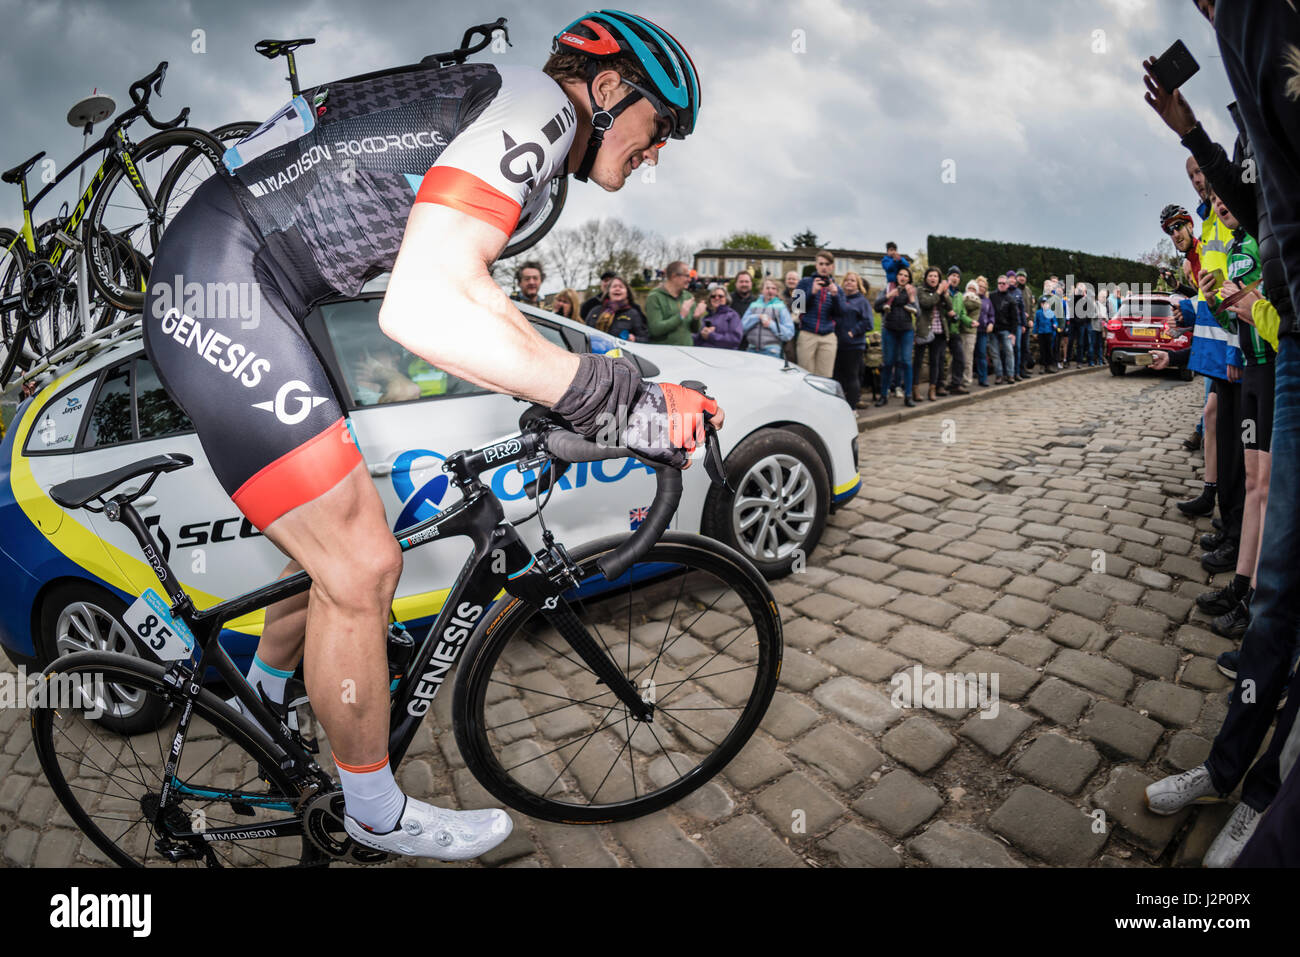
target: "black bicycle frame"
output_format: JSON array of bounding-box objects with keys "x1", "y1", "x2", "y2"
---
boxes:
[{"x1": 97, "y1": 431, "x2": 651, "y2": 833}]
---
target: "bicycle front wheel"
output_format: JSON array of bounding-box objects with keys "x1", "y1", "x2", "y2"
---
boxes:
[
  {"x1": 86, "y1": 128, "x2": 226, "y2": 312},
  {"x1": 31, "y1": 651, "x2": 326, "y2": 867},
  {"x1": 453, "y1": 531, "x2": 782, "y2": 824}
]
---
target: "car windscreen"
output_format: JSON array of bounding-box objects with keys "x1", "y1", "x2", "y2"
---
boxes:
[{"x1": 1116, "y1": 300, "x2": 1173, "y2": 319}]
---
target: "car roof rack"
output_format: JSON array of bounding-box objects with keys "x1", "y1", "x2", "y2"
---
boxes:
[{"x1": 18, "y1": 313, "x2": 143, "y2": 387}]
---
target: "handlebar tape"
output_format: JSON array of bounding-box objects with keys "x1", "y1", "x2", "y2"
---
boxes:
[{"x1": 543, "y1": 431, "x2": 683, "y2": 581}]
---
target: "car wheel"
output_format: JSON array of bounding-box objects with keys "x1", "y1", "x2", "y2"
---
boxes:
[
  {"x1": 1110, "y1": 361, "x2": 1126, "y2": 376},
  {"x1": 703, "y1": 429, "x2": 829, "y2": 580},
  {"x1": 39, "y1": 582, "x2": 173, "y2": 734},
  {"x1": 1179, "y1": 366, "x2": 1194, "y2": 381}
]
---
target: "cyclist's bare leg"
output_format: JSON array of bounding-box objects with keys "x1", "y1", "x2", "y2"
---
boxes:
[
  {"x1": 259, "y1": 463, "x2": 401, "y2": 768},
  {"x1": 250, "y1": 561, "x2": 308, "y2": 674}
]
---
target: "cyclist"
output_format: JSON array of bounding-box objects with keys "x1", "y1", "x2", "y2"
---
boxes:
[{"x1": 141, "y1": 9, "x2": 720, "y2": 861}]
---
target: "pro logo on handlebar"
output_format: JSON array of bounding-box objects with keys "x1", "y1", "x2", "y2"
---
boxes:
[{"x1": 482, "y1": 438, "x2": 523, "y2": 464}]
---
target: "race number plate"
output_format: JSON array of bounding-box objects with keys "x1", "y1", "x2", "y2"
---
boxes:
[{"x1": 121, "y1": 589, "x2": 196, "y2": 662}]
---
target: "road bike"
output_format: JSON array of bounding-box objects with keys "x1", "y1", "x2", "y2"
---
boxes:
[
  {"x1": 28, "y1": 408, "x2": 782, "y2": 867},
  {"x1": 0, "y1": 62, "x2": 226, "y2": 387}
]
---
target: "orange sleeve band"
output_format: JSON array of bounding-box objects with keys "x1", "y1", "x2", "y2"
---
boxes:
[{"x1": 415, "y1": 166, "x2": 521, "y2": 236}]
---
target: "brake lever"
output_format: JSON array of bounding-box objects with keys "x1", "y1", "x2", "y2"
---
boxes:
[
  {"x1": 702, "y1": 420, "x2": 730, "y2": 492},
  {"x1": 679, "y1": 380, "x2": 731, "y2": 492}
]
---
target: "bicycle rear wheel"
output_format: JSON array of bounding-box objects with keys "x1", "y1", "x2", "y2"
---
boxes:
[
  {"x1": 452, "y1": 531, "x2": 782, "y2": 824},
  {"x1": 31, "y1": 651, "x2": 326, "y2": 867}
]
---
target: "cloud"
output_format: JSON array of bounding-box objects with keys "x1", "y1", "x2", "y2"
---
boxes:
[{"x1": 0, "y1": 0, "x2": 1238, "y2": 266}]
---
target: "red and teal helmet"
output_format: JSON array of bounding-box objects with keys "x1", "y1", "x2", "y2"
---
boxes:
[{"x1": 554, "y1": 10, "x2": 700, "y2": 141}]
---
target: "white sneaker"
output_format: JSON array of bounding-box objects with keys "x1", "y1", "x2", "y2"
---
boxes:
[
  {"x1": 344, "y1": 797, "x2": 513, "y2": 861},
  {"x1": 1203, "y1": 803, "x2": 1261, "y2": 868},
  {"x1": 1145, "y1": 765, "x2": 1223, "y2": 815}
]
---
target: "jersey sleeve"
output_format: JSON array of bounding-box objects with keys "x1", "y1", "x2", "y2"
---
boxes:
[{"x1": 414, "y1": 66, "x2": 576, "y2": 237}]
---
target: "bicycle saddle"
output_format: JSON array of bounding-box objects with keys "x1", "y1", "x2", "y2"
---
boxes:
[
  {"x1": 49, "y1": 453, "x2": 192, "y2": 509},
  {"x1": 2, "y1": 151, "x2": 45, "y2": 185},
  {"x1": 255, "y1": 38, "x2": 315, "y2": 58}
]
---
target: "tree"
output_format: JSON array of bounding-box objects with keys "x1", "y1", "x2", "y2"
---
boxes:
[
  {"x1": 720, "y1": 231, "x2": 776, "y2": 250},
  {"x1": 1136, "y1": 238, "x2": 1178, "y2": 270},
  {"x1": 787, "y1": 229, "x2": 823, "y2": 250}
]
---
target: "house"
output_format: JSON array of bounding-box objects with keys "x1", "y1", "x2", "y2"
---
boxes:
[{"x1": 692, "y1": 247, "x2": 894, "y2": 292}]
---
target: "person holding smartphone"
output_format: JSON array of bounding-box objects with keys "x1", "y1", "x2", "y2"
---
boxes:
[{"x1": 794, "y1": 250, "x2": 846, "y2": 377}]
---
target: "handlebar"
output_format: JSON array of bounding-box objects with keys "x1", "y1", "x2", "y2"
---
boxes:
[
  {"x1": 543, "y1": 431, "x2": 682, "y2": 582},
  {"x1": 123, "y1": 61, "x2": 188, "y2": 131},
  {"x1": 422, "y1": 17, "x2": 511, "y2": 67},
  {"x1": 448, "y1": 421, "x2": 683, "y2": 585}
]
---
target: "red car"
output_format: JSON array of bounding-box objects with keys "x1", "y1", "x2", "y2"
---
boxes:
[{"x1": 1105, "y1": 294, "x2": 1194, "y2": 380}]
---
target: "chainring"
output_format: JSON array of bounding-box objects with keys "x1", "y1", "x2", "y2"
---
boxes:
[{"x1": 303, "y1": 790, "x2": 394, "y2": 865}]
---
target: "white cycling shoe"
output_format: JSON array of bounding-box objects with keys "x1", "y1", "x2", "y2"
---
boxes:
[{"x1": 344, "y1": 797, "x2": 513, "y2": 861}]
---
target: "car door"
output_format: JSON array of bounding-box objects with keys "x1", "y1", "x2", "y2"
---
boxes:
[
  {"x1": 308, "y1": 298, "x2": 658, "y2": 624},
  {"x1": 74, "y1": 351, "x2": 285, "y2": 627}
]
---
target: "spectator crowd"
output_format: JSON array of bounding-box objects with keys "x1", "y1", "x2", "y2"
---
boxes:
[{"x1": 509, "y1": 243, "x2": 1121, "y2": 415}]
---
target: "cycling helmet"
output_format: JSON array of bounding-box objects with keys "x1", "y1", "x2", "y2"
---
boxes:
[
  {"x1": 553, "y1": 10, "x2": 700, "y2": 181},
  {"x1": 1160, "y1": 204, "x2": 1194, "y2": 233}
]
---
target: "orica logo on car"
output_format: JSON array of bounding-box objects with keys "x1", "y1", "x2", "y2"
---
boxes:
[{"x1": 390, "y1": 448, "x2": 655, "y2": 531}]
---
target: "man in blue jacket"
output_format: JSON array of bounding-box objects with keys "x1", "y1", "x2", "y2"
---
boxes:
[{"x1": 795, "y1": 250, "x2": 845, "y2": 377}]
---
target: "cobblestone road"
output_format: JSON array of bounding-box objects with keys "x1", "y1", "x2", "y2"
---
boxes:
[{"x1": 1, "y1": 368, "x2": 1246, "y2": 868}]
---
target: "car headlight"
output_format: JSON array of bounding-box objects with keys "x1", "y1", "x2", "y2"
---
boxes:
[{"x1": 805, "y1": 374, "x2": 844, "y2": 399}]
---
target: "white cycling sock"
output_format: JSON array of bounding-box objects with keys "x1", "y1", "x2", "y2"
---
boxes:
[
  {"x1": 227, "y1": 654, "x2": 293, "y2": 715},
  {"x1": 335, "y1": 753, "x2": 406, "y2": 833}
]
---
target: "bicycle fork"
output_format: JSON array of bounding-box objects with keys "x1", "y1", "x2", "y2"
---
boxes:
[{"x1": 497, "y1": 530, "x2": 654, "y2": 723}]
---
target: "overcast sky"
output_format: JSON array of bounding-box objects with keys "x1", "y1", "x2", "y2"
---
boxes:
[{"x1": 0, "y1": 0, "x2": 1236, "y2": 265}]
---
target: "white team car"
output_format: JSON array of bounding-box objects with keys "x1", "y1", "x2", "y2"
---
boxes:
[{"x1": 0, "y1": 292, "x2": 860, "y2": 673}]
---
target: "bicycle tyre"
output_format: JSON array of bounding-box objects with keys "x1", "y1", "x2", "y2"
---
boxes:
[
  {"x1": 31, "y1": 650, "x2": 327, "y2": 868},
  {"x1": 86, "y1": 128, "x2": 226, "y2": 313},
  {"x1": 0, "y1": 228, "x2": 30, "y2": 381},
  {"x1": 452, "y1": 530, "x2": 782, "y2": 824},
  {"x1": 500, "y1": 175, "x2": 567, "y2": 261}
]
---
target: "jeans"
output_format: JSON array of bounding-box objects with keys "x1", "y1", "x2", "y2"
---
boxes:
[
  {"x1": 974, "y1": 328, "x2": 990, "y2": 383},
  {"x1": 832, "y1": 345, "x2": 865, "y2": 408},
  {"x1": 995, "y1": 331, "x2": 1016, "y2": 378},
  {"x1": 947, "y1": 331, "x2": 965, "y2": 388},
  {"x1": 1068, "y1": 322, "x2": 1088, "y2": 364},
  {"x1": 1013, "y1": 326, "x2": 1028, "y2": 376},
  {"x1": 1208, "y1": 338, "x2": 1300, "y2": 812},
  {"x1": 747, "y1": 343, "x2": 784, "y2": 358},
  {"x1": 881, "y1": 327, "x2": 914, "y2": 396}
]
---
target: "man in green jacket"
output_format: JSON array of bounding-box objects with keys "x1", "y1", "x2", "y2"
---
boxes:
[
  {"x1": 945, "y1": 266, "x2": 972, "y2": 393},
  {"x1": 645, "y1": 261, "x2": 700, "y2": 345}
]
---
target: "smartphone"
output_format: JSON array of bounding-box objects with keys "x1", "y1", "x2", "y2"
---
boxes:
[
  {"x1": 1207, "y1": 268, "x2": 1226, "y2": 291},
  {"x1": 1151, "y1": 39, "x2": 1200, "y2": 92}
]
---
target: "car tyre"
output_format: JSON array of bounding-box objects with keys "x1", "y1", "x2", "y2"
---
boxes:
[
  {"x1": 1110, "y1": 360, "x2": 1126, "y2": 376},
  {"x1": 703, "y1": 428, "x2": 829, "y2": 580},
  {"x1": 1179, "y1": 366, "x2": 1195, "y2": 382},
  {"x1": 38, "y1": 581, "x2": 173, "y2": 735}
]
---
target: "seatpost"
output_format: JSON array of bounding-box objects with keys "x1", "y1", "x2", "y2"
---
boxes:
[
  {"x1": 103, "y1": 495, "x2": 195, "y2": 621},
  {"x1": 286, "y1": 49, "x2": 301, "y2": 96}
]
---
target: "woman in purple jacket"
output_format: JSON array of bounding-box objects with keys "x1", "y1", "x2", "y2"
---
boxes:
[{"x1": 693, "y1": 286, "x2": 743, "y2": 349}]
